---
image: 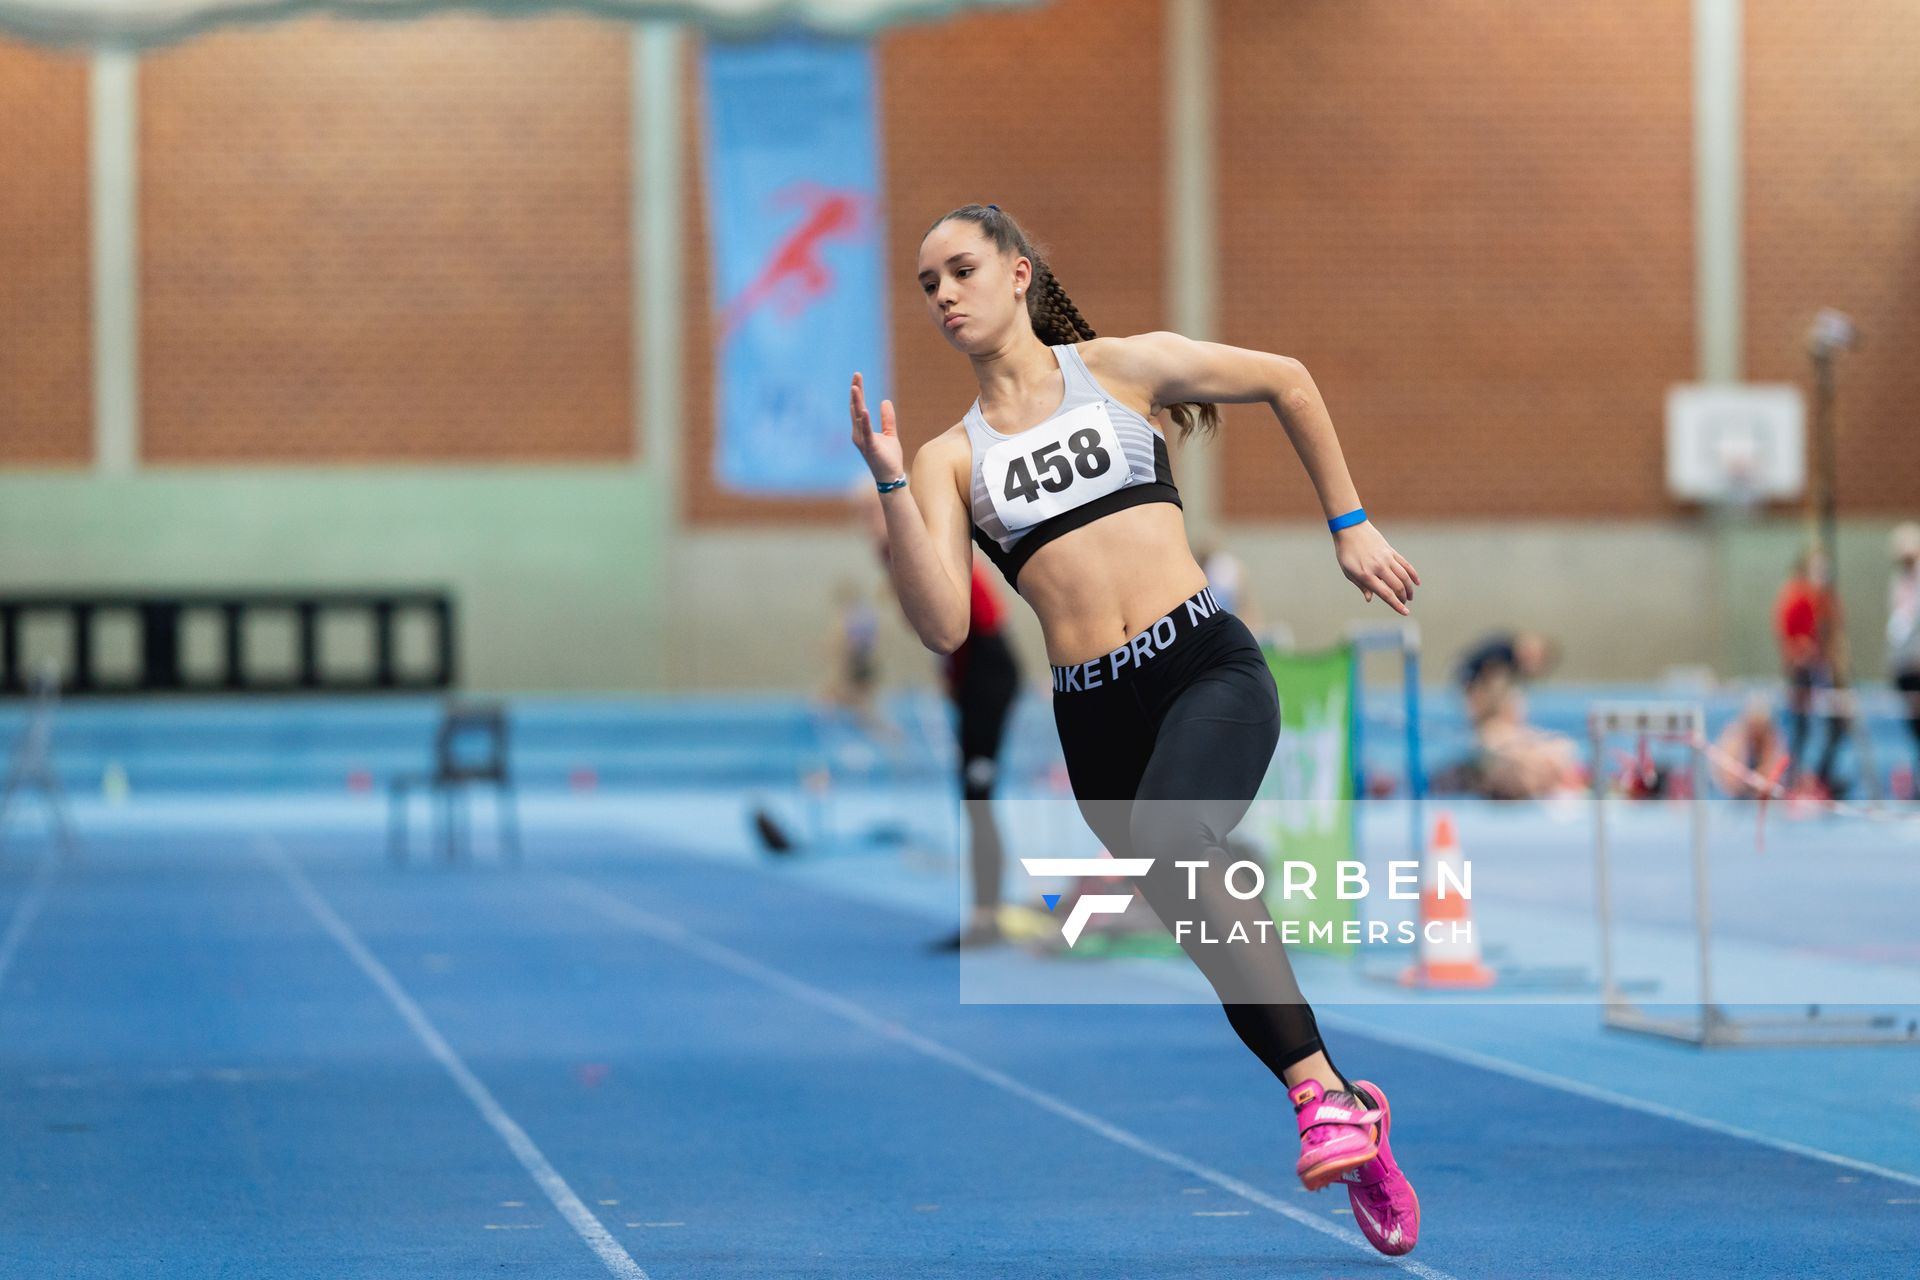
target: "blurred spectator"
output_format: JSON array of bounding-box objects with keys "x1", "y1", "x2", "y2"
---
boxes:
[
  {"x1": 1457, "y1": 630, "x2": 1559, "y2": 728},
  {"x1": 1448, "y1": 629, "x2": 1579, "y2": 799},
  {"x1": 822, "y1": 579, "x2": 886, "y2": 734},
  {"x1": 1710, "y1": 696, "x2": 1789, "y2": 799},
  {"x1": 1198, "y1": 542, "x2": 1263, "y2": 632},
  {"x1": 1774, "y1": 549, "x2": 1850, "y2": 796},
  {"x1": 1889, "y1": 522, "x2": 1920, "y2": 789},
  {"x1": 1467, "y1": 693, "x2": 1584, "y2": 799}
]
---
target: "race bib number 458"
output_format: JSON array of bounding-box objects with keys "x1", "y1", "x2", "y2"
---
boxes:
[{"x1": 981, "y1": 401, "x2": 1127, "y2": 533}]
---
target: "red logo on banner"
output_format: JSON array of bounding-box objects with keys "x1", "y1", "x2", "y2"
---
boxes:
[{"x1": 721, "y1": 183, "x2": 866, "y2": 338}]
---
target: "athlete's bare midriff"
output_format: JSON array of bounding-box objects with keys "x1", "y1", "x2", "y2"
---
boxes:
[
  {"x1": 999, "y1": 501, "x2": 1211, "y2": 668},
  {"x1": 928, "y1": 386, "x2": 1210, "y2": 670}
]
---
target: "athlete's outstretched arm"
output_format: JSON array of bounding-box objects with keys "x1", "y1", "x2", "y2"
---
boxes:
[
  {"x1": 849, "y1": 373, "x2": 972, "y2": 653},
  {"x1": 1091, "y1": 332, "x2": 1420, "y2": 615}
]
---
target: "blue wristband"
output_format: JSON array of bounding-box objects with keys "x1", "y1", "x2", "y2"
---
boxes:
[
  {"x1": 876, "y1": 476, "x2": 908, "y2": 494},
  {"x1": 1328, "y1": 507, "x2": 1367, "y2": 533}
]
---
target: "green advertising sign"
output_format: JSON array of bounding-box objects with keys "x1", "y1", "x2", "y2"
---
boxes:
[{"x1": 1259, "y1": 645, "x2": 1357, "y2": 955}]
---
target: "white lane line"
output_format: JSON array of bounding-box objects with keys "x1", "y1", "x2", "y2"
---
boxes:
[
  {"x1": 0, "y1": 854, "x2": 59, "y2": 995},
  {"x1": 1315, "y1": 1010, "x2": 1920, "y2": 1192},
  {"x1": 267, "y1": 848, "x2": 648, "y2": 1280},
  {"x1": 719, "y1": 822, "x2": 1920, "y2": 1195},
  {"x1": 555, "y1": 873, "x2": 1460, "y2": 1280}
]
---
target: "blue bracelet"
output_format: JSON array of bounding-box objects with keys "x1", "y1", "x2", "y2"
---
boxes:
[
  {"x1": 876, "y1": 476, "x2": 908, "y2": 494},
  {"x1": 1327, "y1": 507, "x2": 1367, "y2": 532}
]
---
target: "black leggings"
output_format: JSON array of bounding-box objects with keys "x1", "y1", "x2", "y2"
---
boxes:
[
  {"x1": 1051, "y1": 588, "x2": 1338, "y2": 1086},
  {"x1": 953, "y1": 632, "x2": 1019, "y2": 911}
]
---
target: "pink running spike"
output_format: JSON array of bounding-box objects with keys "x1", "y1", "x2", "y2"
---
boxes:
[
  {"x1": 1342, "y1": 1080, "x2": 1421, "y2": 1256},
  {"x1": 1290, "y1": 1078, "x2": 1380, "y2": 1191}
]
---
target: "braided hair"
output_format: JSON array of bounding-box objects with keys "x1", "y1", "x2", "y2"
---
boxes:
[{"x1": 928, "y1": 204, "x2": 1220, "y2": 444}]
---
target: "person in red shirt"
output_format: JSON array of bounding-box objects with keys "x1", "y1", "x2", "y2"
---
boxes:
[
  {"x1": 934, "y1": 562, "x2": 1022, "y2": 949},
  {"x1": 1774, "y1": 549, "x2": 1850, "y2": 796},
  {"x1": 856, "y1": 485, "x2": 1022, "y2": 949}
]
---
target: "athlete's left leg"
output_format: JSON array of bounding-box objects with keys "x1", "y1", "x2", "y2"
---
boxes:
[
  {"x1": 1124, "y1": 641, "x2": 1419, "y2": 1250},
  {"x1": 1122, "y1": 654, "x2": 1342, "y2": 1088}
]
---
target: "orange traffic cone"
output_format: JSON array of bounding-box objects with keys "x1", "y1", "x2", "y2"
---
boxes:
[{"x1": 1399, "y1": 813, "x2": 1495, "y2": 989}]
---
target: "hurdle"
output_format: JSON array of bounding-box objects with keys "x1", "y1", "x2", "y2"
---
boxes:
[
  {"x1": 1346, "y1": 621, "x2": 1426, "y2": 869},
  {"x1": 1589, "y1": 700, "x2": 1917, "y2": 1047},
  {"x1": 0, "y1": 665, "x2": 80, "y2": 861}
]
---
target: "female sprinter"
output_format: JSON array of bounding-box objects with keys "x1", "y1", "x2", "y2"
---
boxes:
[{"x1": 850, "y1": 203, "x2": 1421, "y2": 1257}]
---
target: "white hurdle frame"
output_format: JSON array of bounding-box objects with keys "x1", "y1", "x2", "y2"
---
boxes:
[
  {"x1": 1590, "y1": 703, "x2": 1712, "y2": 1042},
  {"x1": 1589, "y1": 700, "x2": 1917, "y2": 1048},
  {"x1": 0, "y1": 666, "x2": 81, "y2": 862}
]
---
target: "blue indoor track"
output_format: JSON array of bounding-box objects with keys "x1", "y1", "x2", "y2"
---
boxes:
[{"x1": 2, "y1": 695, "x2": 1918, "y2": 1278}]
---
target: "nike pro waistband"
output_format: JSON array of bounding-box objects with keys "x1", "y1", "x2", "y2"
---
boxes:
[{"x1": 1050, "y1": 587, "x2": 1226, "y2": 694}]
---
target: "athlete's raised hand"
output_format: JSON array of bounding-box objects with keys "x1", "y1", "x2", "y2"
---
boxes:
[
  {"x1": 1335, "y1": 522, "x2": 1420, "y2": 616},
  {"x1": 849, "y1": 373, "x2": 905, "y2": 483}
]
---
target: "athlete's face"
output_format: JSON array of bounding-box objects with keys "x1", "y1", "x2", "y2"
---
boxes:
[{"x1": 916, "y1": 220, "x2": 1031, "y2": 353}]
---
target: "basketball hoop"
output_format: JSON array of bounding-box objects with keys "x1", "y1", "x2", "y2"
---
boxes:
[
  {"x1": 1712, "y1": 430, "x2": 1763, "y2": 513},
  {"x1": 1664, "y1": 383, "x2": 1805, "y2": 512}
]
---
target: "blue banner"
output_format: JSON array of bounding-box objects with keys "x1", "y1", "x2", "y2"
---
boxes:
[{"x1": 702, "y1": 35, "x2": 888, "y2": 496}]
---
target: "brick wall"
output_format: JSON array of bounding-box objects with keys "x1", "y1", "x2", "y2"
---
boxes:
[
  {"x1": 1214, "y1": 0, "x2": 1695, "y2": 521},
  {"x1": 0, "y1": 40, "x2": 90, "y2": 465},
  {"x1": 1746, "y1": 0, "x2": 1920, "y2": 515},
  {"x1": 683, "y1": 0, "x2": 1167, "y2": 523},
  {"x1": 4, "y1": 4, "x2": 1914, "y2": 515},
  {"x1": 139, "y1": 16, "x2": 633, "y2": 464}
]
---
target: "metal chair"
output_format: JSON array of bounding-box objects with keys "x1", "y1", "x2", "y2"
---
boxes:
[{"x1": 387, "y1": 702, "x2": 520, "y2": 865}]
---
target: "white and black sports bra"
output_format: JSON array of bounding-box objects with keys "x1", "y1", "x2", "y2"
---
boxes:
[{"x1": 964, "y1": 343, "x2": 1181, "y2": 589}]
